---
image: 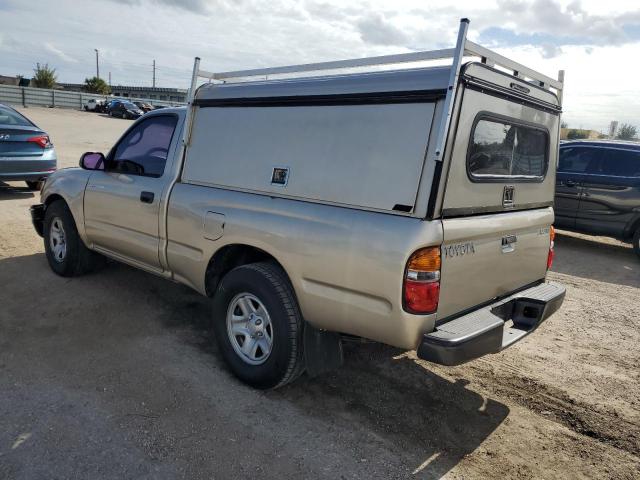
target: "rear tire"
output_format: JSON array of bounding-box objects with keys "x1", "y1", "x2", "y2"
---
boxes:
[
  {"x1": 212, "y1": 262, "x2": 305, "y2": 389},
  {"x1": 43, "y1": 200, "x2": 103, "y2": 277},
  {"x1": 26, "y1": 180, "x2": 43, "y2": 191},
  {"x1": 633, "y1": 229, "x2": 640, "y2": 259}
]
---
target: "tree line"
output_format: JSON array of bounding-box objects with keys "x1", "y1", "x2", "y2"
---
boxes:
[{"x1": 30, "y1": 63, "x2": 111, "y2": 94}]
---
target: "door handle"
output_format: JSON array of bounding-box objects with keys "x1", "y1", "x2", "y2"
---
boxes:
[
  {"x1": 563, "y1": 180, "x2": 577, "y2": 187},
  {"x1": 140, "y1": 191, "x2": 154, "y2": 204}
]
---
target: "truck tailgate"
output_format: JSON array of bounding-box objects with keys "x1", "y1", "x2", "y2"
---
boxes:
[{"x1": 437, "y1": 207, "x2": 553, "y2": 319}]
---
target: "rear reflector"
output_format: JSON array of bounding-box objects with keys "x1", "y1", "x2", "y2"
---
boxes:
[
  {"x1": 404, "y1": 246, "x2": 440, "y2": 314},
  {"x1": 405, "y1": 280, "x2": 440, "y2": 313}
]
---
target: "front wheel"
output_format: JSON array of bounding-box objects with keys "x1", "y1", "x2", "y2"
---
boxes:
[
  {"x1": 633, "y1": 229, "x2": 640, "y2": 259},
  {"x1": 44, "y1": 200, "x2": 103, "y2": 276},
  {"x1": 212, "y1": 262, "x2": 305, "y2": 389}
]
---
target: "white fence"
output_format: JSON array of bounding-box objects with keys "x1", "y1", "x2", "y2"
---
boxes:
[{"x1": 0, "y1": 84, "x2": 185, "y2": 110}]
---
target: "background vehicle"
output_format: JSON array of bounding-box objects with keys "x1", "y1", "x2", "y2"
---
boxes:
[
  {"x1": 133, "y1": 101, "x2": 153, "y2": 112},
  {"x1": 555, "y1": 140, "x2": 640, "y2": 257},
  {"x1": 103, "y1": 98, "x2": 124, "y2": 114},
  {"x1": 31, "y1": 19, "x2": 564, "y2": 389},
  {"x1": 0, "y1": 103, "x2": 57, "y2": 190},
  {"x1": 108, "y1": 101, "x2": 143, "y2": 119},
  {"x1": 84, "y1": 98, "x2": 102, "y2": 111}
]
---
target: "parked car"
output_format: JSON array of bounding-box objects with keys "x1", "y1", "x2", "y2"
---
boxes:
[
  {"x1": 84, "y1": 98, "x2": 103, "y2": 112},
  {"x1": 31, "y1": 19, "x2": 565, "y2": 389},
  {"x1": 108, "y1": 101, "x2": 144, "y2": 119},
  {"x1": 0, "y1": 103, "x2": 57, "y2": 190},
  {"x1": 103, "y1": 98, "x2": 125, "y2": 114},
  {"x1": 133, "y1": 101, "x2": 153, "y2": 112},
  {"x1": 555, "y1": 140, "x2": 640, "y2": 257}
]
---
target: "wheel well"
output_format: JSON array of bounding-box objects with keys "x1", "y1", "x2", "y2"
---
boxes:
[
  {"x1": 626, "y1": 217, "x2": 640, "y2": 241},
  {"x1": 44, "y1": 193, "x2": 65, "y2": 207},
  {"x1": 205, "y1": 244, "x2": 285, "y2": 297}
]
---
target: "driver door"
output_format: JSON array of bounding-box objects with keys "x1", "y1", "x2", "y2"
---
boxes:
[{"x1": 84, "y1": 114, "x2": 179, "y2": 270}]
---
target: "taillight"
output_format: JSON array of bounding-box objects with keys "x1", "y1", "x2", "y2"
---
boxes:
[
  {"x1": 404, "y1": 247, "x2": 440, "y2": 314},
  {"x1": 547, "y1": 226, "x2": 555, "y2": 270},
  {"x1": 27, "y1": 135, "x2": 52, "y2": 149}
]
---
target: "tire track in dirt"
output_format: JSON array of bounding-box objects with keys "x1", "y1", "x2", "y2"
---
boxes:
[{"x1": 466, "y1": 363, "x2": 640, "y2": 456}]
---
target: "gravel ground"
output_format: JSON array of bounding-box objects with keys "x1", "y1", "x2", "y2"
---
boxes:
[{"x1": 0, "y1": 107, "x2": 639, "y2": 479}]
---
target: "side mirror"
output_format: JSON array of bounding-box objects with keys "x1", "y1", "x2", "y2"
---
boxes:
[{"x1": 80, "y1": 152, "x2": 105, "y2": 170}]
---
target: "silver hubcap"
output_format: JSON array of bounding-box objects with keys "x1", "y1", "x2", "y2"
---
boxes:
[
  {"x1": 49, "y1": 217, "x2": 67, "y2": 263},
  {"x1": 226, "y1": 293, "x2": 273, "y2": 365}
]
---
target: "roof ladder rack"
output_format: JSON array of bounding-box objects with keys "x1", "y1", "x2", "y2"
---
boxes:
[{"x1": 183, "y1": 18, "x2": 565, "y2": 152}]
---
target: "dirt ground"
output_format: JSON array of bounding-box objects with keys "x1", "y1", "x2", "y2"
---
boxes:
[{"x1": 0, "y1": 107, "x2": 638, "y2": 479}]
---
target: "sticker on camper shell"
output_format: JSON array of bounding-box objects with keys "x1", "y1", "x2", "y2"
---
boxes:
[{"x1": 271, "y1": 166, "x2": 290, "y2": 186}]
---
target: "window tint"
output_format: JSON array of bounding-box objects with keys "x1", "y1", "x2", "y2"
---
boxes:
[
  {"x1": 558, "y1": 147, "x2": 595, "y2": 173},
  {"x1": 0, "y1": 106, "x2": 34, "y2": 127},
  {"x1": 109, "y1": 115, "x2": 177, "y2": 177},
  {"x1": 594, "y1": 149, "x2": 640, "y2": 177},
  {"x1": 468, "y1": 117, "x2": 548, "y2": 180}
]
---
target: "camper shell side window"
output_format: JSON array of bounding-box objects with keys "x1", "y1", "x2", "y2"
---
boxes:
[{"x1": 466, "y1": 112, "x2": 550, "y2": 183}]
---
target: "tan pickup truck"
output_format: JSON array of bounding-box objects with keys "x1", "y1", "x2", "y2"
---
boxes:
[{"x1": 31, "y1": 19, "x2": 565, "y2": 389}]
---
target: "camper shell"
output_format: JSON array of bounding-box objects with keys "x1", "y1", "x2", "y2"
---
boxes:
[{"x1": 33, "y1": 19, "x2": 566, "y2": 389}]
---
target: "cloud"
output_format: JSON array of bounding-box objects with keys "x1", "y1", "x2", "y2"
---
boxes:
[
  {"x1": 44, "y1": 42, "x2": 78, "y2": 63},
  {"x1": 539, "y1": 43, "x2": 562, "y2": 58},
  {"x1": 107, "y1": 0, "x2": 212, "y2": 14},
  {"x1": 356, "y1": 12, "x2": 409, "y2": 46},
  {"x1": 490, "y1": 0, "x2": 639, "y2": 47}
]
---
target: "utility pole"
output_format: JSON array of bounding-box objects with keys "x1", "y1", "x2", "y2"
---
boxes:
[
  {"x1": 108, "y1": 71, "x2": 111, "y2": 87},
  {"x1": 94, "y1": 49, "x2": 100, "y2": 79},
  {"x1": 152, "y1": 59, "x2": 156, "y2": 88}
]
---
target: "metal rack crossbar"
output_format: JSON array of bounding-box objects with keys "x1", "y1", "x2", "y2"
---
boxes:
[{"x1": 193, "y1": 20, "x2": 563, "y2": 97}]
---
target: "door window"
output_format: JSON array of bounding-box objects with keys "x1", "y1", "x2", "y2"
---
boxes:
[
  {"x1": 593, "y1": 149, "x2": 640, "y2": 177},
  {"x1": 467, "y1": 116, "x2": 549, "y2": 181},
  {"x1": 558, "y1": 147, "x2": 596, "y2": 173},
  {"x1": 108, "y1": 115, "x2": 178, "y2": 177}
]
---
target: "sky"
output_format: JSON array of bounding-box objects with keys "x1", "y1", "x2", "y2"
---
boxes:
[{"x1": 0, "y1": 0, "x2": 639, "y2": 132}]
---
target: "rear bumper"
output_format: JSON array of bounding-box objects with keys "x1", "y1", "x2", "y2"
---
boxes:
[
  {"x1": 0, "y1": 156, "x2": 57, "y2": 181},
  {"x1": 417, "y1": 282, "x2": 565, "y2": 366},
  {"x1": 30, "y1": 204, "x2": 45, "y2": 237}
]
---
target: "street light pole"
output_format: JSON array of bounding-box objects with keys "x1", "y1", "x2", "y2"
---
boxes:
[{"x1": 94, "y1": 49, "x2": 100, "y2": 80}]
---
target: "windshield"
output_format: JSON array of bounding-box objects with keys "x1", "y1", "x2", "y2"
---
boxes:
[
  {"x1": 0, "y1": 106, "x2": 35, "y2": 127},
  {"x1": 123, "y1": 102, "x2": 138, "y2": 109}
]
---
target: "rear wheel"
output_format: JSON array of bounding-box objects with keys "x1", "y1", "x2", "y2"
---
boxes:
[
  {"x1": 26, "y1": 180, "x2": 43, "y2": 191},
  {"x1": 212, "y1": 262, "x2": 305, "y2": 389},
  {"x1": 633, "y1": 229, "x2": 640, "y2": 259},
  {"x1": 44, "y1": 200, "x2": 103, "y2": 276}
]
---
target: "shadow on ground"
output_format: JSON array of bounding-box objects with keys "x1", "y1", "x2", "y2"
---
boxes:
[
  {"x1": 0, "y1": 182, "x2": 35, "y2": 200},
  {"x1": 0, "y1": 252, "x2": 509, "y2": 478},
  {"x1": 553, "y1": 231, "x2": 639, "y2": 288}
]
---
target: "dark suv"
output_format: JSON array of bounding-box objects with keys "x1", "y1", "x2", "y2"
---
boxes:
[{"x1": 555, "y1": 140, "x2": 640, "y2": 257}]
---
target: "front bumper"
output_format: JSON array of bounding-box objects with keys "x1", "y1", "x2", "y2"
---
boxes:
[
  {"x1": 417, "y1": 282, "x2": 565, "y2": 366},
  {"x1": 30, "y1": 203, "x2": 45, "y2": 237}
]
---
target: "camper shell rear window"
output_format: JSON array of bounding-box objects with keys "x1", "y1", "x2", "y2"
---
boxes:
[{"x1": 467, "y1": 113, "x2": 549, "y2": 182}]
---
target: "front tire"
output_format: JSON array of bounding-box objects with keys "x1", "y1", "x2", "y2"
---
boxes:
[
  {"x1": 44, "y1": 200, "x2": 103, "y2": 277},
  {"x1": 212, "y1": 262, "x2": 305, "y2": 389},
  {"x1": 633, "y1": 229, "x2": 640, "y2": 259}
]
